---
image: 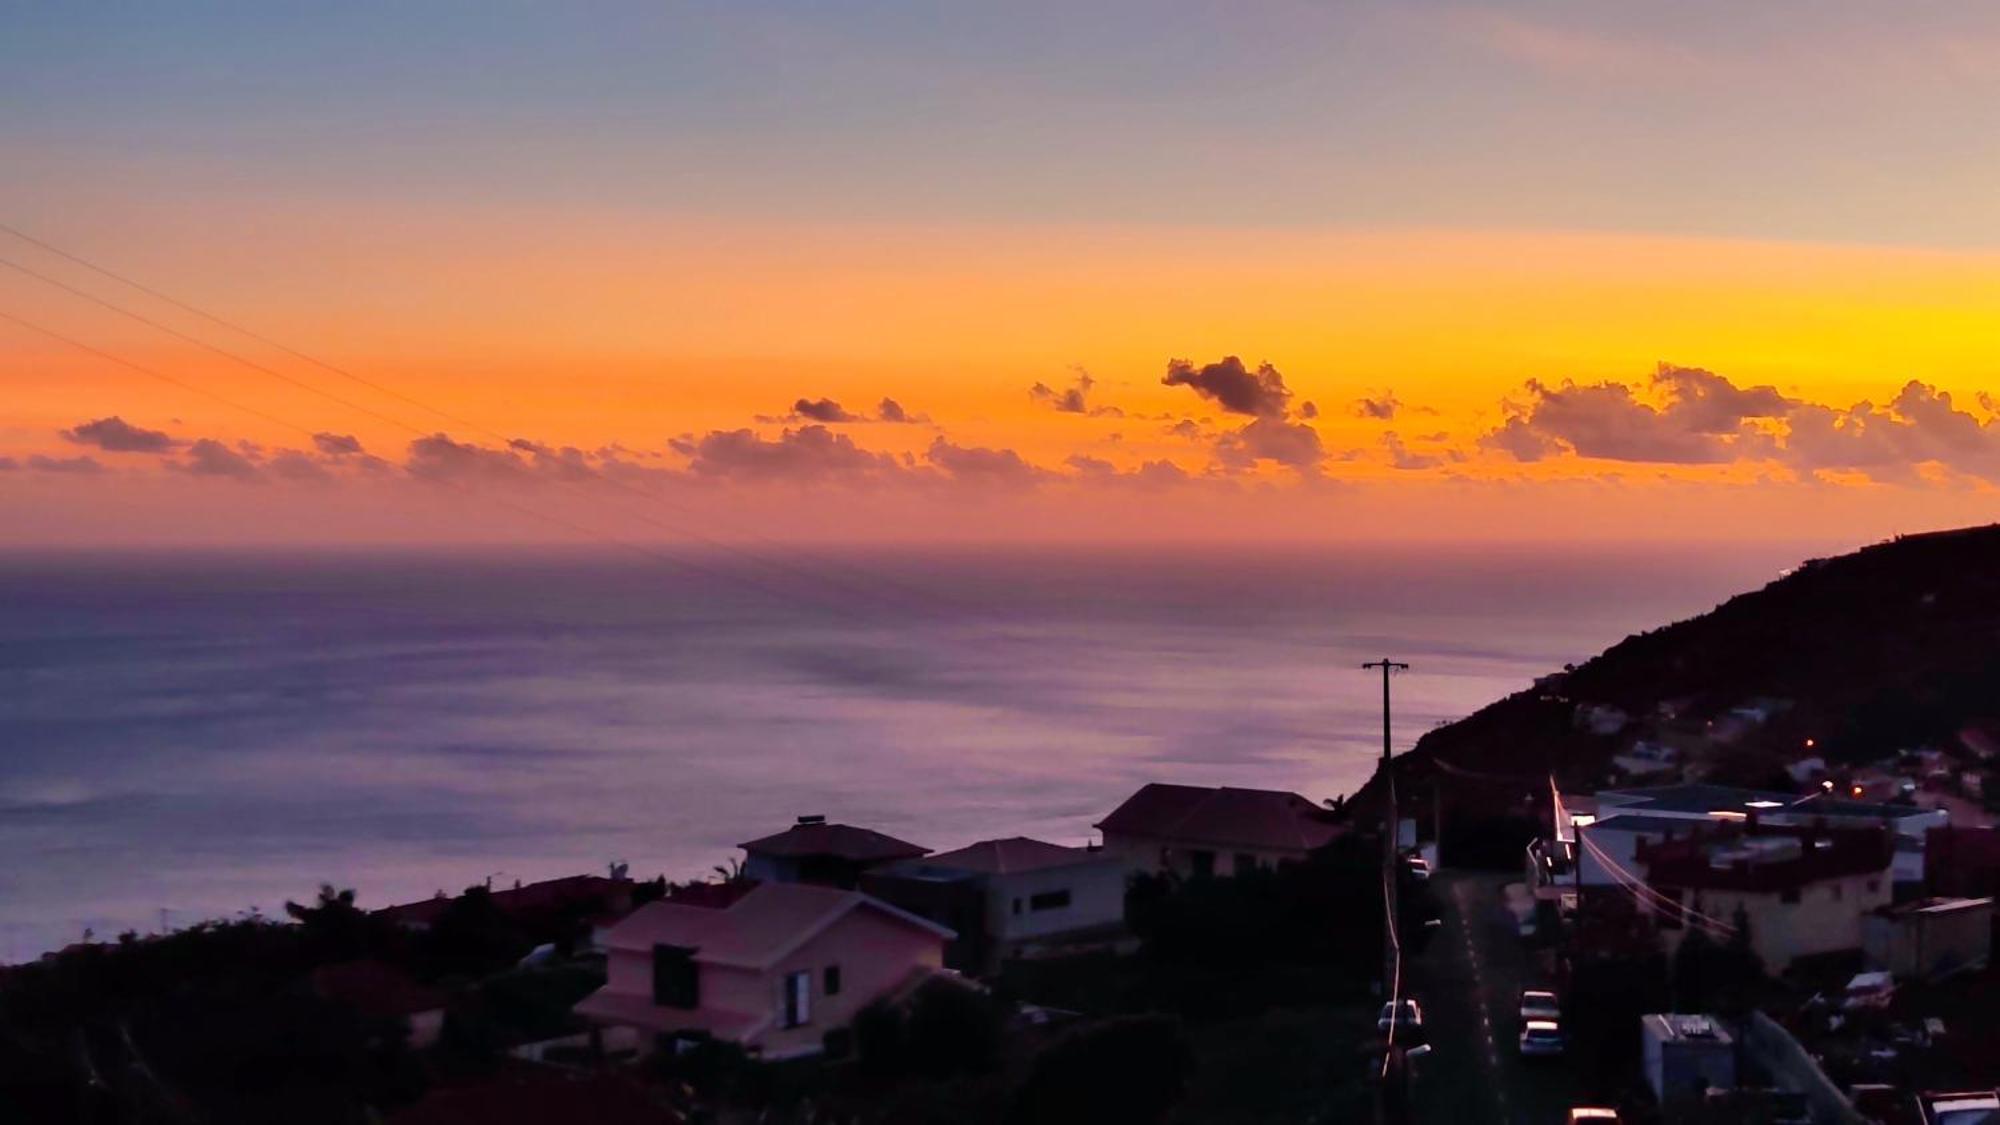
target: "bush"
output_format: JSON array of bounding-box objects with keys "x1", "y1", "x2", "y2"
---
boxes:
[{"x1": 1008, "y1": 1015, "x2": 1193, "y2": 1125}]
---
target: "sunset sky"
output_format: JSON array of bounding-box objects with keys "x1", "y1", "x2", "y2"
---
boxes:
[{"x1": 5, "y1": 2, "x2": 2000, "y2": 546}]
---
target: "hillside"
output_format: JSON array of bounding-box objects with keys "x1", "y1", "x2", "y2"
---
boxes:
[{"x1": 1373, "y1": 523, "x2": 2000, "y2": 805}]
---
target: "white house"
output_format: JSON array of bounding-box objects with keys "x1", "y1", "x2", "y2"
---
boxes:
[{"x1": 885, "y1": 837, "x2": 1127, "y2": 964}]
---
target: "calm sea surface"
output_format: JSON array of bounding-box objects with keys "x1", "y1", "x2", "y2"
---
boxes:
[{"x1": 0, "y1": 543, "x2": 1812, "y2": 959}]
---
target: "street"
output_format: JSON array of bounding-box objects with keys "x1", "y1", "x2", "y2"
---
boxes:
[{"x1": 1411, "y1": 871, "x2": 1578, "y2": 1125}]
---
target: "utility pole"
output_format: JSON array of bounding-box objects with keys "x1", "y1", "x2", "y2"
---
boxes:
[
  {"x1": 1366, "y1": 658, "x2": 1412, "y2": 1125},
  {"x1": 1364, "y1": 659, "x2": 1410, "y2": 997}
]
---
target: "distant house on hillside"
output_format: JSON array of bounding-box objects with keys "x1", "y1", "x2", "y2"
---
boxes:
[
  {"x1": 575, "y1": 881, "x2": 953, "y2": 1059},
  {"x1": 740, "y1": 816, "x2": 930, "y2": 889},
  {"x1": 1635, "y1": 824, "x2": 1894, "y2": 971},
  {"x1": 1536, "y1": 784, "x2": 1946, "y2": 901},
  {"x1": 866, "y1": 837, "x2": 1128, "y2": 970},
  {"x1": 1096, "y1": 783, "x2": 1345, "y2": 879}
]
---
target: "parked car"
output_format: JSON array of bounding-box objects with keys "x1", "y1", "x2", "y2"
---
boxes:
[
  {"x1": 1519, "y1": 1019, "x2": 1565, "y2": 1057},
  {"x1": 1377, "y1": 999, "x2": 1423, "y2": 1036},
  {"x1": 1405, "y1": 855, "x2": 1432, "y2": 881},
  {"x1": 1519, "y1": 989, "x2": 1560, "y2": 1024}
]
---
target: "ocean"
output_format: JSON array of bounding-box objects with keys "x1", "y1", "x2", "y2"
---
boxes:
[{"x1": 0, "y1": 543, "x2": 1808, "y2": 959}]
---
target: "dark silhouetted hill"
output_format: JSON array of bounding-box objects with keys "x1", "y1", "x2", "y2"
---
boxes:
[{"x1": 1369, "y1": 524, "x2": 2000, "y2": 804}]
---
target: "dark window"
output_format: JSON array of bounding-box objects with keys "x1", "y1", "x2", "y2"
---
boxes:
[
  {"x1": 1012, "y1": 897, "x2": 1022, "y2": 915},
  {"x1": 1831, "y1": 883, "x2": 1843, "y2": 901},
  {"x1": 1780, "y1": 887, "x2": 1801, "y2": 904},
  {"x1": 652, "y1": 944, "x2": 699, "y2": 1009},
  {"x1": 823, "y1": 965, "x2": 842, "y2": 996},
  {"x1": 1234, "y1": 853, "x2": 1258, "y2": 875},
  {"x1": 1867, "y1": 879, "x2": 1880, "y2": 893},
  {"x1": 1190, "y1": 850, "x2": 1216, "y2": 878},
  {"x1": 1029, "y1": 889, "x2": 1072, "y2": 911}
]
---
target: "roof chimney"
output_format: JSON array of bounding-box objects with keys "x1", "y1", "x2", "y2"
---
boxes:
[{"x1": 797, "y1": 814, "x2": 827, "y2": 827}]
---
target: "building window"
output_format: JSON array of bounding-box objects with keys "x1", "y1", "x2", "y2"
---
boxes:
[
  {"x1": 1029, "y1": 889, "x2": 1072, "y2": 911},
  {"x1": 1831, "y1": 882, "x2": 1843, "y2": 901},
  {"x1": 1190, "y1": 850, "x2": 1216, "y2": 878},
  {"x1": 1867, "y1": 879, "x2": 1880, "y2": 893},
  {"x1": 652, "y1": 944, "x2": 699, "y2": 1009},
  {"x1": 782, "y1": 970, "x2": 811, "y2": 1028},
  {"x1": 1780, "y1": 887, "x2": 1801, "y2": 904},
  {"x1": 1012, "y1": 898, "x2": 1022, "y2": 915},
  {"x1": 1234, "y1": 853, "x2": 1258, "y2": 875},
  {"x1": 823, "y1": 965, "x2": 842, "y2": 997}
]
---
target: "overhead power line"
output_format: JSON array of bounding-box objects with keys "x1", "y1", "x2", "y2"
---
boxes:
[
  {"x1": 0, "y1": 307, "x2": 882, "y2": 626},
  {"x1": 0, "y1": 226, "x2": 989, "y2": 623}
]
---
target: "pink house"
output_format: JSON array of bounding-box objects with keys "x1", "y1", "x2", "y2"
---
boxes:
[{"x1": 576, "y1": 881, "x2": 954, "y2": 1059}]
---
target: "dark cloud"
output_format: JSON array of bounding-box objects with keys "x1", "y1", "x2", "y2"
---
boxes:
[
  {"x1": 28, "y1": 454, "x2": 104, "y2": 475},
  {"x1": 674, "y1": 425, "x2": 901, "y2": 483},
  {"x1": 406, "y1": 434, "x2": 530, "y2": 483},
  {"x1": 1064, "y1": 454, "x2": 1117, "y2": 478},
  {"x1": 1165, "y1": 418, "x2": 1206, "y2": 441},
  {"x1": 0, "y1": 456, "x2": 15, "y2": 471},
  {"x1": 1353, "y1": 392, "x2": 1400, "y2": 421},
  {"x1": 877, "y1": 397, "x2": 931, "y2": 424},
  {"x1": 267, "y1": 451, "x2": 332, "y2": 482},
  {"x1": 1214, "y1": 417, "x2": 1325, "y2": 473},
  {"x1": 1383, "y1": 432, "x2": 1441, "y2": 471},
  {"x1": 1030, "y1": 370, "x2": 1122, "y2": 417},
  {"x1": 1162, "y1": 356, "x2": 1293, "y2": 418},
  {"x1": 506, "y1": 439, "x2": 601, "y2": 483},
  {"x1": 313, "y1": 432, "x2": 364, "y2": 456},
  {"x1": 1300, "y1": 401, "x2": 1319, "y2": 419},
  {"x1": 61, "y1": 416, "x2": 177, "y2": 454},
  {"x1": 181, "y1": 439, "x2": 263, "y2": 482},
  {"x1": 926, "y1": 438, "x2": 1050, "y2": 487},
  {"x1": 1480, "y1": 365, "x2": 1791, "y2": 464},
  {"x1": 792, "y1": 398, "x2": 860, "y2": 423}
]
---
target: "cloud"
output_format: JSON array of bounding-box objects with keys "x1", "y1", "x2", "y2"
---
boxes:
[
  {"x1": 1481, "y1": 364, "x2": 1791, "y2": 464},
  {"x1": 61, "y1": 416, "x2": 177, "y2": 454},
  {"x1": 1030, "y1": 370, "x2": 1122, "y2": 417},
  {"x1": 792, "y1": 398, "x2": 860, "y2": 424},
  {"x1": 1353, "y1": 392, "x2": 1400, "y2": 421},
  {"x1": 1300, "y1": 401, "x2": 1319, "y2": 420},
  {"x1": 877, "y1": 397, "x2": 931, "y2": 424},
  {"x1": 926, "y1": 438, "x2": 1051, "y2": 487},
  {"x1": 1383, "y1": 432, "x2": 1441, "y2": 471},
  {"x1": 180, "y1": 439, "x2": 263, "y2": 482},
  {"x1": 1782, "y1": 382, "x2": 2000, "y2": 482},
  {"x1": 1214, "y1": 416, "x2": 1326, "y2": 474},
  {"x1": 313, "y1": 432, "x2": 364, "y2": 456},
  {"x1": 406, "y1": 433, "x2": 530, "y2": 484},
  {"x1": 1162, "y1": 356, "x2": 1293, "y2": 418},
  {"x1": 27, "y1": 454, "x2": 104, "y2": 475},
  {"x1": 673, "y1": 425, "x2": 902, "y2": 484},
  {"x1": 267, "y1": 451, "x2": 333, "y2": 482},
  {"x1": 0, "y1": 456, "x2": 14, "y2": 471}
]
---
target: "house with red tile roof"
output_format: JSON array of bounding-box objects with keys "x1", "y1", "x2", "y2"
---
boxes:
[
  {"x1": 575, "y1": 881, "x2": 954, "y2": 1059},
  {"x1": 866, "y1": 837, "x2": 1129, "y2": 970},
  {"x1": 1636, "y1": 824, "x2": 1895, "y2": 970},
  {"x1": 1095, "y1": 783, "x2": 1347, "y2": 879},
  {"x1": 375, "y1": 874, "x2": 638, "y2": 944},
  {"x1": 739, "y1": 816, "x2": 930, "y2": 889},
  {"x1": 310, "y1": 959, "x2": 451, "y2": 1048}
]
